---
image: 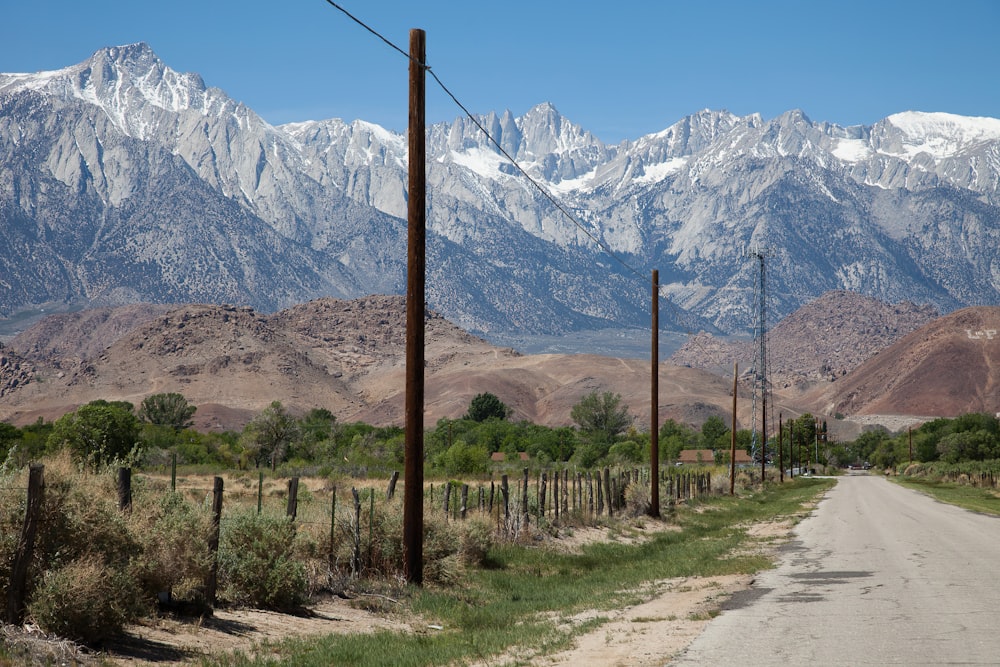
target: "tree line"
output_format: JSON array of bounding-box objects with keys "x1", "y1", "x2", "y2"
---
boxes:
[{"x1": 3, "y1": 390, "x2": 997, "y2": 474}]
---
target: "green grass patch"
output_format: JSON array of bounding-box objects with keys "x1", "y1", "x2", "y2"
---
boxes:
[
  {"x1": 203, "y1": 478, "x2": 832, "y2": 667},
  {"x1": 895, "y1": 477, "x2": 1000, "y2": 515}
]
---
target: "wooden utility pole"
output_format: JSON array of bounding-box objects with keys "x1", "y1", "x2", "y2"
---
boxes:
[
  {"x1": 730, "y1": 363, "x2": 738, "y2": 495},
  {"x1": 403, "y1": 27, "x2": 426, "y2": 586},
  {"x1": 649, "y1": 270, "x2": 660, "y2": 518},
  {"x1": 778, "y1": 414, "x2": 784, "y2": 482},
  {"x1": 790, "y1": 420, "x2": 796, "y2": 478}
]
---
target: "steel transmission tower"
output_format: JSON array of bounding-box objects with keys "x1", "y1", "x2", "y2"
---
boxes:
[{"x1": 745, "y1": 246, "x2": 773, "y2": 481}]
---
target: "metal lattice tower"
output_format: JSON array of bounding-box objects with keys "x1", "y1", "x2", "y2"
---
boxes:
[{"x1": 745, "y1": 246, "x2": 773, "y2": 474}]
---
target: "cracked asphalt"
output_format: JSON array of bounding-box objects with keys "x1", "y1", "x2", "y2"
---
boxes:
[{"x1": 670, "y1": 473, "x2": 1000, "y2": 666}]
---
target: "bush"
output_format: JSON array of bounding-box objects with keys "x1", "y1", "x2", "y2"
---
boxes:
[
  {"x1": 218, "y1": 511, "x2": 308, "y2": 610},
  {"x1": 623, "y1": 481, "x2": 650, "y2": 517},
  {"x1": 30, "y1": 456, "x2": 139, "y2": 571},
  {"x1": 458, "y1": 516, "x2": 494, "y2": 566},
  {"x1": 28, "y1": 556, "x2": 142, "y2": 643},
  {"x1": 130, "y1": 491, "x2": 215, "y2": 604},
  {"x1": 423, "y1": 511, "x2": 465, "y2": 585}
]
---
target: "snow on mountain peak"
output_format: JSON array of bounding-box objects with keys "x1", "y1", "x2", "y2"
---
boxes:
[
  {"x1": 886, "y1": 111, "x2": 1000, "y2": 159},
  {"x1": 0, "y1": 44, "x2": 236, "y2": 140}
]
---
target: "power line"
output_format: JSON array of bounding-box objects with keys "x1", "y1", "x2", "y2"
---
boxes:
[
  {"x1": 320, "y1": 1, "x2": 710, "y2": 341},
  {"x1": 322, "y1": 1, "x2": 413, "y2": 63}
]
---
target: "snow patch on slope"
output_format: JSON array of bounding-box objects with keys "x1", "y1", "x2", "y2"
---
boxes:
[{"x1": 887, "y1": 111, "x2": 1000, "y2": 159}]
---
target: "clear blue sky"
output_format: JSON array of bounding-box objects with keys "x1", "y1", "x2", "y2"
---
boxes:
[{"x1": 2, "y1": 0, "x2": 998, "y2": 143}]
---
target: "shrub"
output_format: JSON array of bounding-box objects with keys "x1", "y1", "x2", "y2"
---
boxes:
[
  {"x1": 458, "y1": 516, "x2": 494, "y2": 566},
  {"x1": 28, "y1": 556, "x2": 142, "y2": 643},
  {"x1": 31, "y1": 455, "x2": 138, "y2": 571},
  {"x1": 623, "y1": 481, "x2": 650, "y2": 517},
  {"x1": 130, "y1": 491, "x2": 215, "y2": 604},
  {"x1": 218, "y1": 511, "x2": 308, "y2": 610}
]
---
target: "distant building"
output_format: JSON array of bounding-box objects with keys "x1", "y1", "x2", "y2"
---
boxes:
[
  {"x1": 677, "y1": 449, "x2": 715, "y2": 465},
  {"x1": 490, "y1": 452, "x2": 530, "y2": 463}
]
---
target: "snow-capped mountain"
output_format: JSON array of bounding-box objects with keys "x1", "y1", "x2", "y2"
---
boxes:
[{"x1": 1, "y1": 43, "x2": 998, "y2": 339}]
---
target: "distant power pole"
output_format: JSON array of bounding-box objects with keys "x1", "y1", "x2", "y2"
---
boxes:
[
  {"x1": 403, "y1": 28, "x2": 426, "y2": 586},
  {"x1": 649, "y1": 270, "x2": 660, "y2": 518},
  {"x1": 730, "y1": 363, "x2": 738, "y2": 496}
]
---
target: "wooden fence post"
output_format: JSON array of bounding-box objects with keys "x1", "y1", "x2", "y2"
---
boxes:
[
  {"x1": 205, "y1": 476, "x2": 224, "y2": 607},
  {"x1": 257, "y1": 471, "x2": 263, "y2": 514},
  {"x1": 117, "y1": 467, "x2": 132, "y2": 513},
  {"x1": 604, "y1": 468, "x2": 614, "y2": 516},
  {"x1": 587, "y1": 472, "x2": 594, "y2": 516},
  {"x1": 596, "y1": 472, "x2": 604, "y2": 515},
  {"x1": 5, "y1": 464, "x2": 44, "y2": 624},
  {"x1": 170, "y1": 453, "x2": 177, "y2": 492},
  {"x1": 387, "y1": 471, "x2": 399, "y2": 500},
  {"x1": 563, "y1": 469, "x2": 569, "y2": 514},
  {"x1": 287, "y1": 477, "x2": 300, "y2": 520},
  {"x1": 539, "y1": 472, "x2": 547, "y2": 518},
  {"x1": 351, "y1": 488, "x2": 362, "y2": 576},
  {"x1": 501, "y1": 475, "x2": 510, "y2": 523},
  {"x1": 522, "y1": 468, "x2": 529, "y2": 527},
  {"x1": 553, "y1": 469, "x2": 560, "y2": 523},
  {"x1": 461, "y1": 484, "x2": 469, "y2": 520},
  {"x1": 369, "y1": 491, "x2": 374, "y2": 567},
  {"x1": 328, "y1": 486, "x2": 337, "y2": 566}
]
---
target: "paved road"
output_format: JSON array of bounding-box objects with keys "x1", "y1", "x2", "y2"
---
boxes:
[{"x1": 670, "y1": 474, "x2": 1000, "y2": 666}]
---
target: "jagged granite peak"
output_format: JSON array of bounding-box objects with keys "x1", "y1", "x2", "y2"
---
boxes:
[{"x1": 0, "y1": 43, "x2": 229, "y2": 140}]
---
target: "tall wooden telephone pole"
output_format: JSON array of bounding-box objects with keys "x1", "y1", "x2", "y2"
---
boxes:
[{"x1": 403, "y1": 28, "x2": 426, "y2": 585}]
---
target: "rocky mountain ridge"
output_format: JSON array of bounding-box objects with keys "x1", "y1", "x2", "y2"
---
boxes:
[
  {"x1": 1, "y1": 44, "x2": 998, "y2": 341},
  {"x1": 670, "y1": 291, "x2": 940, "y2": 391},
  {"x1": 0, "y1": 292, "x2": 993, "y2": 437},
  {"x1": 0, "y1": 295, "x2": 732, "y2": 433}
]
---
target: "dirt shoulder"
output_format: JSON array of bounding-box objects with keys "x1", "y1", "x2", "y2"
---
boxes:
[
  {"x1": 3, "y1": 518, "x2": 795, "y2": 666},
  {"x1": 104, "y1": 596, "x2": 411, "y2": 665}
]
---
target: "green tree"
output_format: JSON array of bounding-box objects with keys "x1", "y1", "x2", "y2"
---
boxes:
[
  {"x1": 937, "y1": 430, "x2": 999, "y2": 463},
  {"x1": 658, "y1": 419, "x2": 698, "y2": 462},
  {"x1": 47, "y1": 401, "x2": 141, "y2": 469},
  {"x1": 608, "y1": 439, "x2": 643, "y2": 464},
  {"x1": 11, "y1": 417, "x2": 54, "y2": 464},
  {"x1": 464, "y1": 393, "x2": 511, "y2": 422},
  {"x1": 525, "y1": 425, "x2": 576, "y2": 462},
  {"x1": 0, "y1": 421, "x2": 19, "y2": 463},
  {"x1": 138, "y1": 392, "x2": 197, "y2": 431},
  {"x1": 435, "y1": 440, "x2": 490, "y2": 475},
  {"x1": 241, "y1": 401, "x2": 301, "y2": 470},
  {"x1": 851, "y1": 428, "x2": 889, "y2": 466},
  {"x1": 700, "y1": 415, "x2": 730, "y2": 450},
  {"x1": 291, "y1": 408, "x2": 338, "y2": 461},
  {"x1": 571, "y1": 391, "x2": 632, "y2": 445}
]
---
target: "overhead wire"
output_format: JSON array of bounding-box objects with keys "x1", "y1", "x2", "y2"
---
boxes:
[{"x1": 320, "y1": 0, "x2": 719, "y2": 345}]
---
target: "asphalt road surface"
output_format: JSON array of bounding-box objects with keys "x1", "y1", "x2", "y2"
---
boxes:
[{"x1": 670, "y1": 473, "x2": 1000, "y2": 666}]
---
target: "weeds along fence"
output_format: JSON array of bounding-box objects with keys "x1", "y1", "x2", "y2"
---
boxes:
[
  {"x1": 900, "y1": 461, "x2": 1000, "y2": 488},
  {"x1": 1, "y1": 461, "x2": 729, "y2": 625}
]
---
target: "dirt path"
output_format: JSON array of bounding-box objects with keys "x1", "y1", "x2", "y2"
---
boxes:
[
  {"x1": 103, "y1": 596, "x2": 412, "y2": 665},
  {"x1": 534, "y1": 573, "x2": 755, "y2": 667}
]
